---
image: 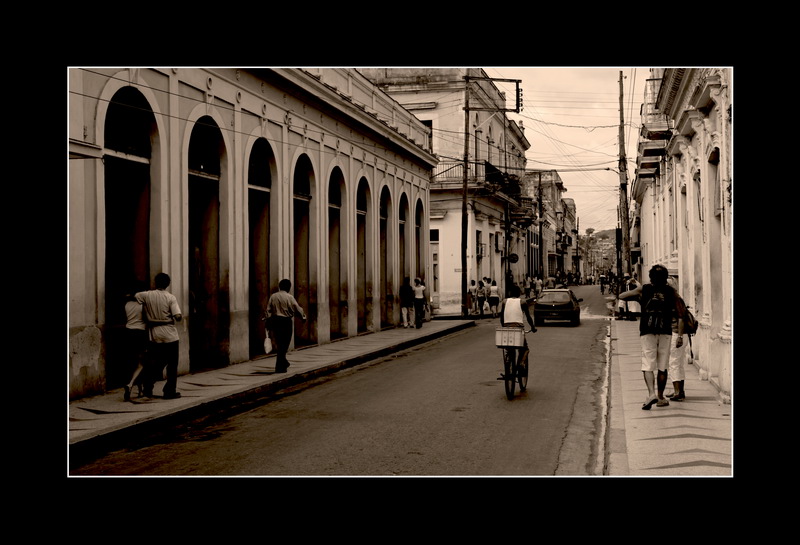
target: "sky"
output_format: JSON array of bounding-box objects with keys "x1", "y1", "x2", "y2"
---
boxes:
[{"x1": 482, "y1": 67, "x2": 652, "y2": 233}]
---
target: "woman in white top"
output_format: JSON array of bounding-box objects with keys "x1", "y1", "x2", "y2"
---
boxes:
[
  {"x1": 488, "y1": 280, "x2": 500, "y2": 318},
  {"x1": 123, "y1": 284, "x2": 148, "y2": 401},
  {"x1": 412, "y1": 278, "x2": 428, "y2": 329},
  {"x1": 500, "y1": 284, "x2": 537, "y2": 365}
]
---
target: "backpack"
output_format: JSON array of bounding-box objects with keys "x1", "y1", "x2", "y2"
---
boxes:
[
  {"x1": 683, "y1": 307, "x2": 698, "y2": 336},
  {"x1": 640, "y1": 284, "x2": 674, "y2": 334}
]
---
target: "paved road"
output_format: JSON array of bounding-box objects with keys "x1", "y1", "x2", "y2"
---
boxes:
[{"x1": 71, "y1": 300, "x2": 610, "y2": 476}]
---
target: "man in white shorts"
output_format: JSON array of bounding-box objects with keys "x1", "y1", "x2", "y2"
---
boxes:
[{"x1": 618, "y1": 265, "x2": 683, "y2": 410}]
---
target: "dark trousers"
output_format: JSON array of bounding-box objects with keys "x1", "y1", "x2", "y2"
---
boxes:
[
  {"x1": 144, "y1": 341, "x2": 179, "y2": 395},
  {"x1": 414, "y1": 299, "x2": 425, "y2": 328},
  {"x1": 272, "y1": 316, "x2": 294, "y2": 371}
]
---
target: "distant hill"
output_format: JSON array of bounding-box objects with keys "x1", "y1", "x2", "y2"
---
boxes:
[{"x1": 592, "y1": 228, "x2": 615, "y2": 240}]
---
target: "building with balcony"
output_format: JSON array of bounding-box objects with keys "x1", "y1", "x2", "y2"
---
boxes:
[
  {"x1": 361, "y1": 68, "x2": 534, "y2": 315},
  {"x1": 629, "y1": 68, "x2": 732, "y2": 401},
  {"x1": 521, "y1": 169, "x2": 573, "y2": 282}
]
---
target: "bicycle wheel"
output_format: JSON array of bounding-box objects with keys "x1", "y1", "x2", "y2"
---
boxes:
[
  {"x1": 504, "y1": 349, "x2": 516, "y2": 400},
  {"x1": 518, "y1": 350, "x2": 529, "y2": 392}
]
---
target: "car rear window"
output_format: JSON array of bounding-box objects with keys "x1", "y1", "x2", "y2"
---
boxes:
[{"x1": 538, "y1": 292, "x2": 570, "y2": 303}]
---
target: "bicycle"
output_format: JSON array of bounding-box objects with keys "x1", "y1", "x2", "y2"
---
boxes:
[{"x1": 495, "y1": 326, "x2": 531, "y2": 400}]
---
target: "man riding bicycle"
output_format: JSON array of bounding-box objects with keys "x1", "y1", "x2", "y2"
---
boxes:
[{"x1": 499, "y1": 284, "x2": 537, "y2": 366}]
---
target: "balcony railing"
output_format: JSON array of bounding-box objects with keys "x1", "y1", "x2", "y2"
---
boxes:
[{"x1": 640, "y1": 78, "x2": 672, "y2": 140}]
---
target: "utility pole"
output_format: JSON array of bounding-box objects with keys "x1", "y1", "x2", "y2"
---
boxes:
[
  {"x1": 537, "y1": 172, "x2": 544, "y2": 281},
  {"x1": 461, "y1": 75, "x2": 471, "y2": 317},
  {"x1": 617, "y1": 71, "x2": 631, "y2": 277},
  {"x1": 575, "y1": 217, "x2": 579, "y2": 278}
]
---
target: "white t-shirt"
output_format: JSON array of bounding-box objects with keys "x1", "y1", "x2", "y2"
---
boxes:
[
  {"x1": 125, "y1": 300, "x2": 146, "y2": 330},
  {"x1": 136, "y1": 289, "x2": 181, "y2": 343},
  {"x1": 503, "y1": 298, "x2": 524, "y2": 324}
]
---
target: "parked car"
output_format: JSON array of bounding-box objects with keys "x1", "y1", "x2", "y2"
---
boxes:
[{"x1": 534, "y1": 289, "x2": 583, "y2": 326}]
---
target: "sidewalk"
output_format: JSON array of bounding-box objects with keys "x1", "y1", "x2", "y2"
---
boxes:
[
  {"x1": 606, "y1": 318, "x2": 733, "y2": 477},
  {"x1": 69, "y1": 319, "x2": 474, "y2": 464}
]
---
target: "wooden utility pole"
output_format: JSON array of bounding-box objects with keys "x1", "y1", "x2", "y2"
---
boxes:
[
  {"x1": 617, "y1": 71, "x2": 631, "y2": 276},
  {"x1": 537, "y1": 172, "x2": 544, "y2": 280},
  {"x1": 461, "y1": 75, "x2": 471, "y2": 317}
]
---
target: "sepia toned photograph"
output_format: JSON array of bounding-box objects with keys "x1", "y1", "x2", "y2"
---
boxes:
[{"x1": 68, "y1": 67, "x2": 732, "y2": 478}]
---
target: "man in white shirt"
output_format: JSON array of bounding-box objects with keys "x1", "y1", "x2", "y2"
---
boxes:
[
  {"x1": 265, "y1": 279, "x2": 307, "y2": 373},
  {"x1": 136, "y1": 273, "x2": 182, "y2": 399}
]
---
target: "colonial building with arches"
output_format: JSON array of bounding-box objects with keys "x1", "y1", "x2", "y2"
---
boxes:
[
  {"x1": 630, "y1": 68, "x2": 732, "y2": 401},
  {"x1": 68, "y1": 68, "x2": 437, "y2": 399}
]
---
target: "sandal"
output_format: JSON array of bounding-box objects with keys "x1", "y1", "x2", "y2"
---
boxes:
[
  {"x1": 656, "y1": 398, "x2": 670, "y2": 407},
  {"x1": 642, "y1": 395, "x2": 658, "y2": 410}
]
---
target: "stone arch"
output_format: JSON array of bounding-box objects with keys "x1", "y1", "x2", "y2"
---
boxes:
[
  {"x1": 398, "y1": 192, "x2": 411, "y2": 284},
  {"x1": 356, "y1": 176, "x2": 373, "y2": 333},
  {"x1": 187, "y1": 114, "x2": 229, "y2": 370},
  {"x1": 328, "y1": 164, "x2": 348, "y2": 339},
  {"x1": 247, "y1": 137, "x2": 278, "y2": 358},
  {"x1": 415, "y1": 198, "x2": 426, "y2": 281},
  {"x1": 102, "y1": 84, "x2": 157, "y2": 388},
  {"x1": 379, "y1": 184, "x2": 394, "y2": 327},
  {"x1": 291, "y1": 153, "x2": 317, "y2": 347}
]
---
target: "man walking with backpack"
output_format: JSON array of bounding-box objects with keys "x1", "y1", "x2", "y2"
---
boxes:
[{"x1": 618, "y1": 264, "x2": 684, "y2": 410}]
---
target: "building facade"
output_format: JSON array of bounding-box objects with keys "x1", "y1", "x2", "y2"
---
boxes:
[
  {"x1": 521, "y1": 169, "x2": 573, "y2": 282},
  {"x1": 68, "y1": 68, "x2": 437, "y2": 399},
  {"x1": 630, "y1": 68, "x2": 732, "y2": 401},
  {"x1": 361, "y1": 68, "x2": 534, "y2": 314}
]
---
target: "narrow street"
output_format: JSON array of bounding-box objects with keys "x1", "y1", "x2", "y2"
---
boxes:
[{"x1": 71, "y1": 285, "x2": 612, "y2": 477}]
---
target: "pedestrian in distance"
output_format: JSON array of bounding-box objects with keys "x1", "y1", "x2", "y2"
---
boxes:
[
  {"x1": 136, "y1": 273, "x2": 183, "y2": 399},
  {"x1": 617, "y1": 273, "x2": 632, "y2": 320},
  {"x1": 626, "y1": 274, "x2": 641, "y2": 320},
  {"x1": 412, "y1": 277, "x2": 428, "y2": 329},
  {"x1": 535, "y1": 276, "x2": 543, "y2": 297},
  {"x1": 399, "y1": 276, "x2": 414, "y2": 328},
  {"x1": 122, "y1": 282, "x2": 148, "y2": 401},
  {"x1": 476, "y1": 280, "x2": 487, "y2": 319},
  {"x1": 618, "y1": 264, "x2": 684, "y2": 410},
  {"x1": 421, "y1": 279, "x2": 430, "y2": 321},
  {"x1": 488, "y1": 280, "x2": 500, "y2": 318},
  {"x1": 469, "y1": 279, "x2": 478, "y2": 315},
  {"x1": 666, "y1": 276, "x2": 689, "y2": 401},
  {"x1": 265, "y1": 278, "x2": 307, "y2": 373},
  {"x1": 499, "y1": 284, "x2": 537, "y2": 368}
]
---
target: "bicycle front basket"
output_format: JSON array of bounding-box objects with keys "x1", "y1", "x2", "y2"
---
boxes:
[{"x1": 495, "y1": 327, "x2": 525, "y2": 348}]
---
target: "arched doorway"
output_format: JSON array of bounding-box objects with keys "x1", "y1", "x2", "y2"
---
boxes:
[
  {"x1": 188, "y1": 116, "x2": 227, "y2": 371},
  {"x1": 399, "y1": 194, "x2": 409, "y2": 282},
  {"x1": 415, "y1": 200, "x2": 425, "y2": 280},
  {"x1": 293, "y1": 154, "x2": 316, "y2": 347},
  {"x1": 103, "y1": 86, "x2": 155, "y2": 388},
  {"x1": 356, "y1": 177, "x2": 371, "y2": 333},
  {"x1": 248, "y1": 138, "x2": 275, "y2": 358},
  {"x1": 328, "y1": 168, "x2": 347, "y2": 339},
  {"x1": 380, "y1": 186, "x2": 393, "y2": 328}
]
